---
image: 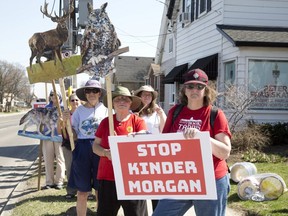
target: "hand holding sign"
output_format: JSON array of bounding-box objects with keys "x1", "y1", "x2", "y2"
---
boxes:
[
  {"x1": 109, "y1": 132, "x2": 217, "y2": 200},
  {"x1": 183, "y1": 128, "x2": 200, "y2": 139}
]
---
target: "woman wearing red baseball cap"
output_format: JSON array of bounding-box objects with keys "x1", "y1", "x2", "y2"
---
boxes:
[{"x1": 153, "y1": 69, "x2": 232, "y2": 216}]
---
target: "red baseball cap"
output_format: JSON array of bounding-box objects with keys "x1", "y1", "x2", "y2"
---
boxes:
[{"x1": 183, "y1": 68, "x2": 208, "y2": 85}]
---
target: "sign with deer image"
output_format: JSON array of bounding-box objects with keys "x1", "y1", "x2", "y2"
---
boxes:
[{"x1": 27, "y1": 0, "x2": 79, "y2": 84}]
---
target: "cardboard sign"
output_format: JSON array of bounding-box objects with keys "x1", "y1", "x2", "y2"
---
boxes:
[
  {"x1": 108, "y1": 132, "x2": 217, "y2": 200},
  {"x1": 26, "y1": 55, "x2": 81, "y2": 84},
  {"x1": 17, "y1": 130, "x2": 62, "y2": 142}
]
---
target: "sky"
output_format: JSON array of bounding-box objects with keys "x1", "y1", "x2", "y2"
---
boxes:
[{"x1": 0, "y1": 0, "x2": 165, "y2": 98}]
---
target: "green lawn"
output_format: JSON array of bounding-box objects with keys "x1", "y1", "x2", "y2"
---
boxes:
[{"x1": 9, "y1": 160, "x2": 288, "y2": 216}]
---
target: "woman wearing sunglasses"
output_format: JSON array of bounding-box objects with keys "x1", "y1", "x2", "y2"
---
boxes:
[
  {"x1": 153, "y1": 69, "x2": 231, "y2": 216},
  {"x1": 68, "y1": 79, "x2": 108, "y2": 216},
  {"x1": 57, "y1": 93, "x2": 80, "y2": 199}
]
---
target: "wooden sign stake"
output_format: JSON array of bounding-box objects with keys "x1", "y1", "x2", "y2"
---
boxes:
[
  {"x1": 59, "y1": 78, "x2": 75, "y2": 150},
  {"x1": 105, "y1": 73, "x2": 114, "y2": 136}
]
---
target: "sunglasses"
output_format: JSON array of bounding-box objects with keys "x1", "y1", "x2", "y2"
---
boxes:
[
  {"x1": 50, "y1": 94, "x2": 54, "y2": 97},
  {"x1": 70, "y1": 99, "x2": 79, "y2": 102},
  {"x1": 113, "y1": 96, "x2": 131, "y2": 103},
  {"x1": 185, "y1": 84, "x2": 206, "y2": 90},
  {"x1": 85, "y1": 88, "x2": 100, "y2": 94}
]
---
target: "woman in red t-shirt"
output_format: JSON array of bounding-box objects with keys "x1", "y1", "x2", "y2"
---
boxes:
[
  {"x1": 93, "y1": 86, "x2": 148, "y2": 216},
  {"x1": 153, "y1": 69, "x2": 232, "y2": 216}
]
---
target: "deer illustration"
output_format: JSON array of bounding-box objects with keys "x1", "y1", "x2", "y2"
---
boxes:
[{"x1": 28, "y1": 0, "x2": 74, "y2": 71}]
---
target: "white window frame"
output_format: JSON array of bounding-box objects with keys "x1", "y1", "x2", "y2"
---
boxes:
[
  {"x1": 198, "y1": 0, "x2": 207, "y2": 17},
  {"x1": 185, "y1": 0, "x2": 191, "y2": 13},
  {"x1": 248, "y1": 59, "x2": 288, "y2": 110}
]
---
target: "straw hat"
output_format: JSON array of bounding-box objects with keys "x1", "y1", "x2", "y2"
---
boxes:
[
  {"x1": 76, "y1": 79, "x2": 106, "y2": 102},
  {"x1": 134, "y1": 85, "x2": 158, "y2": 100},
  {"x1": 103, "y1": 86, "x2": 142, "y2": 110}
]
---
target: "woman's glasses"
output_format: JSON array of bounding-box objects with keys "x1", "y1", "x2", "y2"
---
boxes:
[
  {"x1": 185, "y1": 84, "x2": 206, "y2": 90},
  {"x1": 84, "y1": 88, "x2": 100, "y2": 94},
  {"x1": 70, "y1": 99, "x2": 79, "y2": 102}
]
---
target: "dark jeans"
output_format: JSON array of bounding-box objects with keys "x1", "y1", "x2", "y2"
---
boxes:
[
  {"x1": 152, "y1": 174, "x2": 230, "y2": 216},
  {"x1": 97, "y1": 180, "x2": 148, "y2": 216}
]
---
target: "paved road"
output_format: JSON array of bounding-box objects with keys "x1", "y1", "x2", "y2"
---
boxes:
[{"x1": 0, "y1": 112, "x2": 39, "y2": 215}]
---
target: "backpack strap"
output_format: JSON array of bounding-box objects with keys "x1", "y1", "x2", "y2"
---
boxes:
[
  {"x1": 172, "y1": 104, "x2": 185, "y2": 123},
  {"x1": 210, "y1": 106, "x2": 218, "y2": 130},
  {"x1": 173, "y1": 104, "x2": 218, "y2": 128}
]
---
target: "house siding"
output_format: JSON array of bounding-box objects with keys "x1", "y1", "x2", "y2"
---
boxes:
[
  {"x1": 176, "y1": 0, "x2": 223, "y2": 65},
  {"x1": 223, "y1": 0, "x2": 288, "y2": 27},
  {"x1": 156, "y1": 0, "x2": 288, "y2": 123}
]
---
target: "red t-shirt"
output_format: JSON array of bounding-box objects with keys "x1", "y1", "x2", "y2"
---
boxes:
[
  {"x1": 95, "y1": 114, "x2": 147, "y2": 181},
  {"x1": 162, "y1": 105, "x2": 231, "y2": 179}
]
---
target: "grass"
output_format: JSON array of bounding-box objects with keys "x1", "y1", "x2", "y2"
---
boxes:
[
  {"x1": 8, "y1": 147, "x2": 288, "y2": 216},
  {"x1": 9, "y1": 162, "x2": 97, "y2": 216}
]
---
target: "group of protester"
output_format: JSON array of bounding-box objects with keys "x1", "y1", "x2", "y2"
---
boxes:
[{"x1": 41, "y1": 68, "x2": 232, "y2": 216}]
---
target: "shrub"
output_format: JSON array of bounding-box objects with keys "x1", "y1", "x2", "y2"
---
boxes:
[
  {"x1": 242, "y1": 149, "x2": 287, "y2": 163},
  {"x1": 231, "y1": 122, "x2": 270, "y2": 152},
  {"x1": 260, "y1": 122, "x2": 288, "y2": 146}
]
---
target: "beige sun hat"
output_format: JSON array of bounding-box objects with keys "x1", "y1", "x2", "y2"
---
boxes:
[
  {"x1": 134, "y1": 85, "x2": 158, "y2": 100},
  {"x1": 103, "y1": 86, "x2": 142, "y2": 110},
  {"x1": 76, "y1": 79, "x2": 106, "y2": 102}
]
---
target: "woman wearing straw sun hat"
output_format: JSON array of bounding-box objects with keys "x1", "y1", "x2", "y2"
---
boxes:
[
  {"x1": 134, "y1": 85, "x2": 167, "y2": 135},
  {"x1": 68, "y1": 79, "x2": 108, "y2": 216},
  {"x1": 133, "y1": 85, "x2": 167, "y2": 212},
  {"x1": 93, "y1": 85, "x2": 148, "y2": 216}
]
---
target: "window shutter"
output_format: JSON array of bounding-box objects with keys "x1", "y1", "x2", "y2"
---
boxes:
[
  {"x1": 195, "y1": 0, "x2": 199, "y2": 19},
  {"x1": 207, "y1": 0, "x2": 211, "y2": 12},
  {"x1": 191, "y1": 0, "x2": 195, "y2": 22},
  {"x1": 182, "y1": 0, "x2": 185, "y2": 12}
]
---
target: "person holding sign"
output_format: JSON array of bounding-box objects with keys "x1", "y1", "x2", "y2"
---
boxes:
[
  {"x1": 153, "y1": 69, "x2": 232, "y2": 216},
  {"x1": 93, "y1": 86, "x2": 148, "y2": 216},
  {"x1": 133, "y1": 85, "x2": 167, "y2": 211},
  {"x1": 42, "y1": 91, "x2": 65, "y2": 190},
  {"x1": 57, "y1": 93, "x2": 80, "y2": 199},
  {"x1": 68, "y1": 79, "x2": 108, "y2": 216}
]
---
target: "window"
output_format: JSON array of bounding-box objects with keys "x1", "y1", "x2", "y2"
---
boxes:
[
  {"x1": 199, "y1": 0, "x2": 207, "y2": 14},
  {"x1": 182, "y1": 0, "x2": 211, "y2": 23},
  {"x1": 248, "y1": 59, "x2": 288, "y2": 110},
  {"x1": 169, "y1": 84, "x2": 176, "y2": 104},
  {"x1": 224, "y1": 61, "x2": 235, "y2": 85},
  {"x1": 185, "y1": 0, "x2": 191, "y2": 13},
  {"x1": 168, "y1": 38, "x2": 173, "y2": 53}
]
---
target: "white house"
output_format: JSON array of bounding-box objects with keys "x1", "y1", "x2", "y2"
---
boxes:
[{"x1": 147, "y1": 0, "x2": 288, "y2": 123}]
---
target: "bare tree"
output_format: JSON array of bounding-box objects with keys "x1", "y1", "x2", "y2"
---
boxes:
[
  {"x1": 0, "y1": 61, "x2": 32, "y2": 111},
  {"x1": 218, "y1": 84, "x2": 261, "y2": 133}
]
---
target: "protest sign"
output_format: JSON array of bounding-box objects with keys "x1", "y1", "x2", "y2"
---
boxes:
[{"x1": 109, "y1": 132, "x2": 217, "y2": 200}]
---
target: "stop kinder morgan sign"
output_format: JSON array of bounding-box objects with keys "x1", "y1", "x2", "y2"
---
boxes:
[{"x1": 109, "y1": 132, "x2": 217, "y2": 200}]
